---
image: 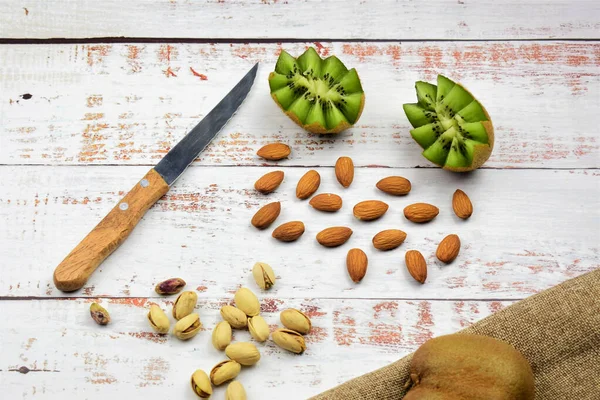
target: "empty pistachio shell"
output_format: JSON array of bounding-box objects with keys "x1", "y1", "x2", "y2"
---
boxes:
[
  {"x1": 147, "y1": 303, "x2": 170, "y2": 334},
  {"x1": 252, "y1": 262, "x2": 276, "y2": 290},
  {"x1": 225, "y1": 342, "x2": 261, "y2": 366},
  {"x1": 210, "y1": 360, "x2": 241, "y2": 386},
  {"x1": 225, "y1": 381, "x2": 247, "y2": 400},
  {"x1": 280, "y1": 308, "x2": 312, "y2": 335},
  {"x1": 220, "y1": 306, "x2": 248, "y2": 329},
  {"x1": 234, "y1": 287, "x2": 260, "y2": 317},
  {"x1": 155, "y1": 277, "x2": 186, "y2": 295},
  {"x1": 191, "y1": 369, "x2": 212, "y2": 398},
  {"x1": 248, "y1": 315, "x2": 270, "y2": 342},
  {"x1": 272, "y1": 328, "x2": 306, "y2": 354},
  {"x1": 172, "y1": 291, "x2": 198, "y2": 320},
  {"x1": 173, "y1": 313, "x2": 202, "y2": 340},
  {"x1": 90, "y1": 302, "x2": 110, "y2": 325},
  {"x1": 212, "y1": 321, "x2": 232, "y2": 351}
]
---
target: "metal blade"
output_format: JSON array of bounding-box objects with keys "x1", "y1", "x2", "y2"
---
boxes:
[{"x1": 154, "y1": 63, "x2": 259, "y2": 185}]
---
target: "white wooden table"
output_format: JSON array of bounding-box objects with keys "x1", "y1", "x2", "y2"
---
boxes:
[{"x1": 1, "y1": 1, "x2": 599, "y2": 398}]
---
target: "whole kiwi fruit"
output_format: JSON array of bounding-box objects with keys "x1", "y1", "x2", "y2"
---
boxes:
[
  {"x1": 404, "y1": 334, "x2": 535, "y2": 400},
  {"x1": 403, "y1": 75, "x2": 494, "y2": 172},
  {"x1": 269, "y1": 47, "x2": 365, "y2": 134}
]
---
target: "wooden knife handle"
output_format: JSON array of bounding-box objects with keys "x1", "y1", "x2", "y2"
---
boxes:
[{"x1": 53, "y1": 168, "x2": 169, "y2": 292}]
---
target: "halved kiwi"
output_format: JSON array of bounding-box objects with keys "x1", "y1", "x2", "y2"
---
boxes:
[
  {"x1": 403, "y1": 75, "x2": 494, "y2": 172},
  {"x1": 269, "y1": 47, "x2": 365, "y2": 134}
]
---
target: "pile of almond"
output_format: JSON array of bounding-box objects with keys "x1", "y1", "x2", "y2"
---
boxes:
[{"x1": 251, "y1": 143, "x2": 474, "y2": 284}]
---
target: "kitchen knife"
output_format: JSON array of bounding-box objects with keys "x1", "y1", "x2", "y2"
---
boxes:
[{"x1": 53, "y1": 63, "x2": 259, "y2": 292}]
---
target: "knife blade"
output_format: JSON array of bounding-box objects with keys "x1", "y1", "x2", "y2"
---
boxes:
[{"x1": 53, "y1": 63, "x2": 259, "y2": 292}]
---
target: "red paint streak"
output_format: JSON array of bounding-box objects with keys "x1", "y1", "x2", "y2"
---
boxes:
[
  {"x1": 164, "y1": 67, "x2": 178, "y2": 77},
  {"x1": 373, "y1": 301, "x2": 398, "y2": 318},
  {"x1": 301, "y1": 304, "x2": 326, "y2": 318},
  {"x1": 409, "y1": 301, "x2": 434, "y2": 345},
  {"x1": 190, "y1": 67, "x2": 208, "y2": 80},
  {"x1": 483, "y1": 281, "x2": 501, "y2": 291},
  {"x1": 342, "y1": 43, "x2": 381, "y2": 62},
  {"x1": 261, "y1": 298, "x2": 284, "y2": 313},
  {"x1": 385, "y1": 45, "x2": 402, "y2": 62},
  {"x1": 78, "y1": 123, "x2": 109, "y2": 162},
  {"x1": 488, "y1": 301, "x2": 505, "y2": 313},
  {"x1": 417, "y1": 46, "x2": 446, "y2": 79},
  {"x1": 364, "y1": 322, "x2": 402, "y2": 346},
  {"x1": 196, "y1": 285, "x2": 208, "y2": 292},
  {"x1": 89, "y1": 372, "x2": 117, "y2": 385},
  {"x1": 86, "y1": 95, "x2": 103, "y2": 108},
  {"x1": 485, "y1": 261, "x2": 508, "y2": 267},
  {"x1": 126, "y1": 45, "x2": 143, "y2": 73},
  {"x1": 83, "y1": 113, "x2": 104, "y2": 120},
  {"x1": 158, "y1": 44, "x2": 177, "y2": 62},
  {"x1": 567, "y1": 55, "x2": 589, "y2": 66},
  {"x1": 82, "y1": 286, "x2": 95, "y2": 296},
  {"x1": 137, "y1": 357, "x2": 169, "y2": 387},
  {"x1": 126, "y1": 332, "x2": 168, "y2": 344},
  {"x1": 333, "y1": 327, "x2": 356, "y2": 346},
  {"x1": 446, "y1": 276, "x2": 466, "y2": 289},
  {"x1": 86, "y1": 45, "x2": 111, "y2": 67},
  {"x1": 232, "y1": 45, "x2": 266, "y2": 60},
  {"x1": 109, "y1": 298, "x2": 149, "y2": 308},
  {"x1": 313, "y1": 42, "x2": 330, "y2": 57},
  {"x1": 305, "y1": 326, "x2": 327, "y2": 343},
  {"x1": 528, "y1": 265, "x2": 544, "y2": 273}
]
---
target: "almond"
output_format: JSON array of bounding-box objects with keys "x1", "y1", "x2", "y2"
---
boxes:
[
  {"x1": 309, "y1": 193, "x2": 343, "y2": 212},
  {"x1": 272, "y1": 221, "x2": 305, "y2": 242},
  {"x1": 346, "y1": 248, "x2": 368, "y2": 283},
  {"x1": 436, "y1": 234, "x2": 461, "y2": 263},
  {"x1": 403, "y1": 203, "x2": 439, "y2": 223},
  {"x1": 335, "y1": 156, "x2": 354, "y2": 188},
  {"x1": 296, "y1": 170, "x2": 321, "y2": 200},
  {"x1": 452, "y1": 189, "x2": 473, "y2": 219},
  {"x1": 251, "y1": 201, "x2": 281, "y2": 230},
  {"x1": 372, "y1": 229, "x2": 407, "y2": 251},
  {"x1": 376, "y1": 176, "x2": 411, "y2": 196},
  {"x1": 353, "y1": 200, "x2": 389, "y2": 221},
  {"x1": 256, "y1": 143, "x2": 291, "y2": 161},
  {"x1": 405, "y1": 250, "x2": 427, "y2": 284},
  {"x1": 316, "y1": 227, "x2": 353, "y2": 248},
  {"x1": 254, "y1": 170, "x2": 284, "y2": 194}
]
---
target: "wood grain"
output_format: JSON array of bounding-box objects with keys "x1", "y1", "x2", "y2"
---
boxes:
[
  {"x1": 1, "y1": 166, "x2": 597, "y2": 298},
  {"x1": 0, "y1": 1, "x2": 598, "y2": 40},
  {"x1": 0, "y1": 297, "x2": 514, "y2": 399},
  {"x1": 53, "y1": 169, "x2": 169, "y2": 292},
  {"x1": 1, "y1": 42, "x2": 598, "y2": 168}
]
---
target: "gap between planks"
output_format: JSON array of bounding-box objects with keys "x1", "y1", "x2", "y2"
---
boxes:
[
  {"x1": 1, "y1": 38, "x2": 599, "y2": 45},
  {"x1": 0, "y1": 296, "x2": 526, "y2": 302}
]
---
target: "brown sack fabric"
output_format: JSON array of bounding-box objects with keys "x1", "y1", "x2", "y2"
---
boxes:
[{"x1": 311, "y1": 269, "x2": 600, "y2": 400}]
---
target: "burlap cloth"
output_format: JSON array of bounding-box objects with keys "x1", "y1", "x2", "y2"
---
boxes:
[{"x1": 311, "y1": 269, "x2": 600, "y2": 399}]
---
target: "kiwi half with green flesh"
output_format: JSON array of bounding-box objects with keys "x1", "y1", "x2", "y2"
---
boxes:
[
  {"x1": 269, "y1": 47, "x2": 365, "y2": 134},
  {"x1": 403, "y1": 75, "x2": 494, "y2": 172}
]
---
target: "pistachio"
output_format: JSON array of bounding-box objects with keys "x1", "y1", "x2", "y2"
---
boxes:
[
  {"x1": 272, "y1": 328, "x2": 306, "y2": 354},
  {"x1": 147, "y1": 303, "x2": 170, "y2": 334},
  {"x1": 234, "y1": 287, "x2": 260, "y2": 317},
  {"x1": 191, "y1": 369, "x2": 212, "y2": 398},
  {"x1": 248, "y1": 315, "x2": 270, "y2": 342},
  {"x1": 225, "y1": 381, "x2": 247, "y2": 400},
  {"x1": 225, "y1": 342, "x2": 261, "y2": 366},
  {"x1": 252, "y1": 262, "x2": 276, "y2": 290},
  {"x1": 220, "y1": 305, "x2": 248, "y2": 329},
  {"x1": 212, "y1": 321, "x2": 232, "y2": 351},
  {"x1": 210, "y1": 360, "x2": 241, "y2": 386},
  {"x1": 280, "y1": 308, "x2": 312, "y2": 335},
  {"x1": 173, "y1": 313, "x2": 202, "y2": 340},
  {"x1": 155, "y1": 277, "x2": 186, "y2": 295},
  {"x1": 90, "y1": 302, "x2": 110, "y2": 325},
  {"x1": 172, "y1": 291, "x2": 198, "y2": 320}
]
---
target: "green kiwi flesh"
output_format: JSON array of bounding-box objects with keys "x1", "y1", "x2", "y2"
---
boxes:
[
  {"x1": 269, "y1": 47, "x2": 365, "y2": 134},
  {"x1": 404, "y1": 75, "x2": 494, "y2": 172}
]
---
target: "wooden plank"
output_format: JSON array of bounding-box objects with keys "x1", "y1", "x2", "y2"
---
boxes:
[
  {"x1": 0, "y1": 1, "x2": 598, "y2": 40},
  {"x1": 0, "y1": 297, "x2": 514, "y2": 398},
  {"x1": 1, "y1": 166, "x2": 597, "y2": 298},
  {"x1": 1, "y1": 42, "x2": 599, "y2": 169}
]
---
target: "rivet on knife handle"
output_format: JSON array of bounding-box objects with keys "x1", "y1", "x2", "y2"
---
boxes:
[{"x1": 53, "y1": 169, "x2": 169, "y2": 292}]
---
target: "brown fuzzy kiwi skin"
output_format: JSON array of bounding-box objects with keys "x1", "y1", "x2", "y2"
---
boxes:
[
  {"x1": 418, "y1": 82, "x2": 494, "y2": 172},
  {"x1": 269, "y1": 72, "x2": 366, "y2": 135},
  {"x1": 404, "y1": 334, "x2": 535, "y2": 400}
]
